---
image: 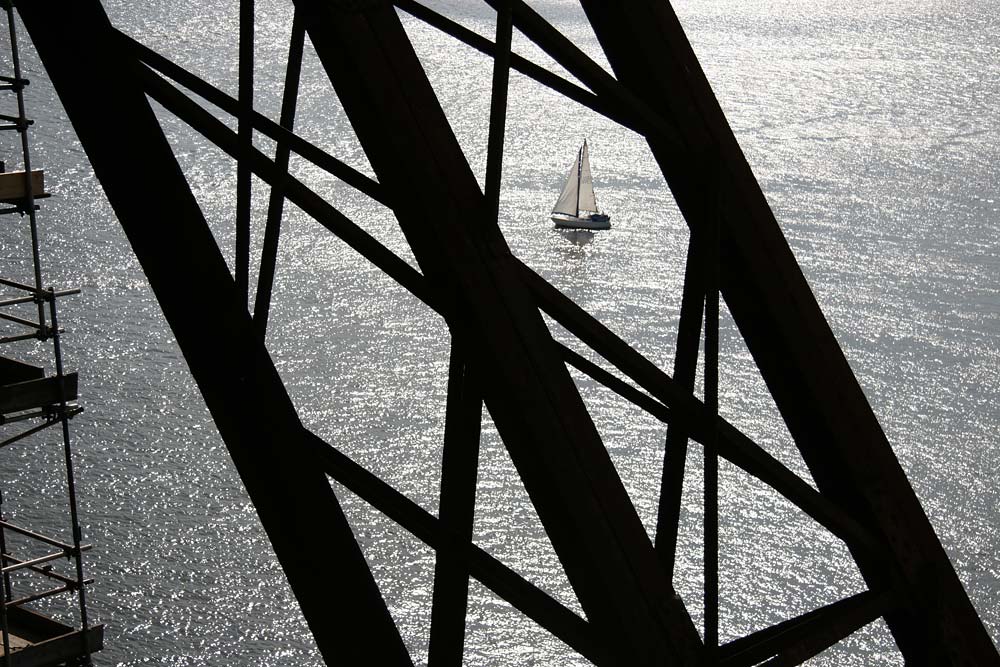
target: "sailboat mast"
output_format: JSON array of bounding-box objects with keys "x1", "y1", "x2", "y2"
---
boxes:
[{"x1": 575, "y1": 142, "x2": 584, "y2": 218}]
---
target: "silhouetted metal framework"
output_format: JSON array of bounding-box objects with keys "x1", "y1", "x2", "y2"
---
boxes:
[
  {"x1": 0, "y1": 3, "x2": 102, "y2": 665},
  {"x1": 14, "y1": 0, "x2": 999, "y2": 664}
]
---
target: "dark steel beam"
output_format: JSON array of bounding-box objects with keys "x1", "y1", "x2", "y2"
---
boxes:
[
  {"x1": 703, "y1": 209, "x2": 721, "y2": 653},
  {"x1": 117, "y1": 31, "x2": 388, "y2": 207},
  {"x1": 756, "y1": 592, "x2": 893, "y2": 667},
  {"x1": 253, "y1": 10, "x2": 305, "y2": 335},
  {"x1": 483, "y1": 4, "x2": 511, "y2": 223},
  {"x1": 558, "y1": 342, "x2": 671, "y2": 423},
  {"x1": 556, "y1": 333, "x2": 874, "y2": 580},
  {"x1": 17, "y1": 4, "x2": 413, "y2": 664},
  {"x1": 393, "y1": 0, "x2": 648, "y2": 138},
  {"x1": 718, "y1": 590, "x2": 892, "y2": 667},
  {"x1": 519, "y1": 259, "x2": 881, "y2": 558},
  {"x1": 577, "y1": 1, "x2": 1000, "y2": 663},
  {"x1": 428, "y1": 341, "x2": 482, "y2": 666},
  {"x1": 236, "y1": 0, "x2": 253, "y2": 301},
  {"x1": 427, "y1": 12, "x2": 507, "y2": 659},
  {"x1": 482, "y1": 0, "x2": 682, "y2": 148},
  {"x1": 134, "y1": 63, "x2": 431, "y2": 307},
  {"x1": 292, "y1": 1, "x2": 702, "y2": 662},
  {"x1": 302, "y1": 429, "x2": 599, "y2": 662},
  {"x1": 655, "y1": 236, "x2": 704, "y2": 581}
]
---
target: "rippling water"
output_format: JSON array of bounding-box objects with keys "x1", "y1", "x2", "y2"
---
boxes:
[{"x1": 1, "y1": 1, "x2": 997, "y2": 664}]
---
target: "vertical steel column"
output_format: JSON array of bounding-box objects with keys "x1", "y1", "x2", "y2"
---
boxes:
[
  {"x1": 427, "y1": 6, "x2": 508, "y2": 660},
  {"x1": 483, "y1": 3, "x2": 512, "y2": 223},
  {"x1": 0, "y1": 490, "x2": 9, "y2": 664},
  {"x1": 253, "y1": 11, "x2": 305, "y2": 336},
  {"x1": 428, "y1": 340, "x2": 482, "y2": 666},
  {"x1": 18, "y1": 3, "x2": 413, "y2": 664},
  {"x1": 236, "y1": 0, "x2": 254, "y2": 302},
  {"x1": 655, "y1": 236, "x2": 704, "y2": 581},
  {"x1": 48, "y1": 288, "x2": 92, "y2": 665},
  {"x1": 578, "y1": 1, "x2": 999, "y2": 663},
  {"x1": 0, "y1": 492, "x2": 9, "y2": 603},
  {"x1": 703, "y1": 209, "x2": 720, "y2": 658},
  {"x1": 292, "y1": 1, "x2": 701, "y2": 663}
]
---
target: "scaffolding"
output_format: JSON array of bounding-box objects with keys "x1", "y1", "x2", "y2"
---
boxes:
[
  {"x1": 4, "y1": 0, "x2": 998, "y2": 664},
  {"x1": 0, "y1": 3, "x2": 101, "y2": 665}
]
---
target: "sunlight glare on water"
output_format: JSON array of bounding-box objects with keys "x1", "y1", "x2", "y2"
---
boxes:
[{"x1": 0, "y1": 0, "x2": 996, "y2": 664}]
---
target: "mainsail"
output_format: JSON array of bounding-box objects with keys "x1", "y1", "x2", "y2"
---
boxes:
[{"x1": 552, "y1": 151, "x2": 580, "y2": 216}]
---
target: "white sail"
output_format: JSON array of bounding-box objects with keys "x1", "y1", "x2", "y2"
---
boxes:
[
  {"x1": 577, "y1": 141, "x2": 597, "y2": 213},
  {"x1": 552, "y1": 149, "x2": 581, "y2": 216}
]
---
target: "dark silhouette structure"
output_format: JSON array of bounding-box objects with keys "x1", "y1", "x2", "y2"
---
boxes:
[{"x1": 11, "y1": 0, "x2": 999, "y2": 664}]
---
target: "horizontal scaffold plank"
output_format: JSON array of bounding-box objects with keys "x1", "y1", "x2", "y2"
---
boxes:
[
  {"x1": 0, "y1": 372, "x2": 77, "y2": 415},
  {"x1": 0, "y1": 169, "x2": 45, "y2": 202}
]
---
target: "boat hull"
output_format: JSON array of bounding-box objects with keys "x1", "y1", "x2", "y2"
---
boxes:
[{"x1": 551, "y1": 213, "x2": 611, "y2": 230}]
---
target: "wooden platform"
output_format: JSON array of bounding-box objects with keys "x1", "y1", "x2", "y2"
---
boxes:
[
  {"x1": 0, "y1": 170, "x2": 45, "y2": 203},
  {"x1": 1, "y1": 606, "x2": 102, "y2": 666}
]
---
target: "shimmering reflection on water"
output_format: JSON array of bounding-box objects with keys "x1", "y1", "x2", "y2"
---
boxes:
[{"x1": 0, "y1": 0, "x2": 996, "y2": 664}]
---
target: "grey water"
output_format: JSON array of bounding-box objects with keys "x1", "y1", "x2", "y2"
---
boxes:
[{"x1": 0, "y1": 0, "x2": 997, "y2": 664}]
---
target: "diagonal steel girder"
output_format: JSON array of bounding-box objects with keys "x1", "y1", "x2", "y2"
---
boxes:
[
  {"x1": 575, "y1": 1, "x2": 999, "y2": 664},
  {"x1": 292, "y1": 1, "x2": 702, "y2": 664},
  {"x1": 16, "y1": 2, "x2": 413, "y2": 665}
]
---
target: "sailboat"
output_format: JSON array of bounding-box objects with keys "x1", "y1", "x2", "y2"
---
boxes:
[{"x1": 550, "y1": 139, "x2": 611, "y2": 230}]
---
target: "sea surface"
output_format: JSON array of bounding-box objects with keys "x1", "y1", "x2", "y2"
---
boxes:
[{"x1": 1, "y1": 1, "x2": 997, "y2": 664}]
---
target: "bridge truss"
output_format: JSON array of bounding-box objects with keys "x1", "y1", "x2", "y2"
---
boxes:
[{"x1": 13, "y1": 0, "x2": 999, "y2": 664}]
